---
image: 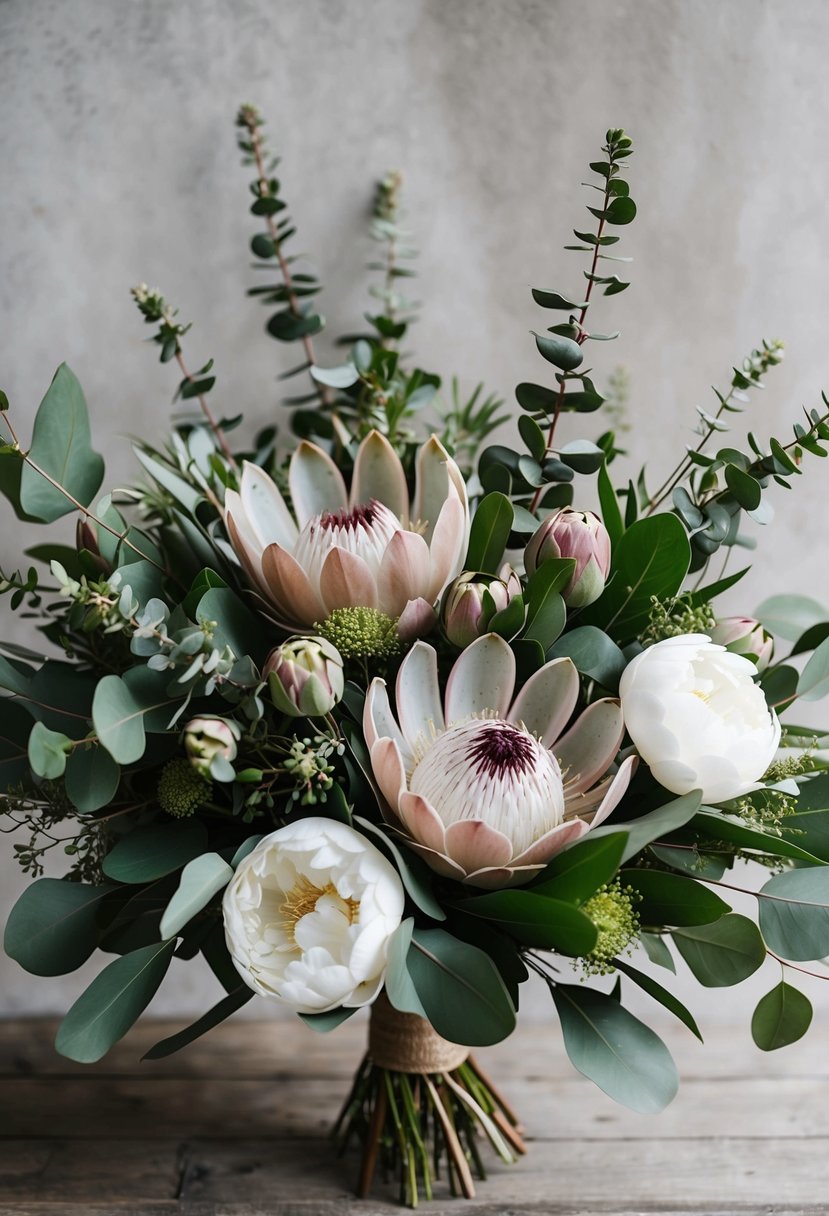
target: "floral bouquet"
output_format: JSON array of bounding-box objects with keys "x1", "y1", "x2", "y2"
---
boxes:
[{"x1": 4, "y1": 114, "x2": 829, "y2": 1206}]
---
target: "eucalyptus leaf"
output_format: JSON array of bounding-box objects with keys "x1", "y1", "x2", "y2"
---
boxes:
[
  {"x1": 4, "y1": 879, "x2": 112, "y2": 977},
  {"x1": 455, "y1": 890, "x2": 598, "y2": 955},
  {"x1": 160, "y1": 853, "x2": 234, "y2": 940},
  {"x1": 102, "y1": 820, "x2": 208, "y2": 885},
  {"x1": 407, "y1": 928, "x2": 516, "y2": 1046},
  {"x1": 143, "y1": 986, "x2": 253, "y2": 1059},
  {"x1": 757, "y1": 867, "x2": 829, "y2": 961},
  {"x1": 464, "y1": 492, "x2": 513, "y2": 574},
  {"x1": 672, "y1": 914, "x2": 765, "y2": 986},
  {"x1": 533, "y1": 332, "x2": 583, "y2": 372},
  {"x1": 751, "y1": 981, "x2": 812, "y2": 1051}
]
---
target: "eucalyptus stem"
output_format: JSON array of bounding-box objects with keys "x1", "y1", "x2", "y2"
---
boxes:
[
  {"x1": 238, "y1": 108, "x2": 332, "y2": 410},
  {"x1": 173, "y1": 349, "x2": 237, "y2": 469}
]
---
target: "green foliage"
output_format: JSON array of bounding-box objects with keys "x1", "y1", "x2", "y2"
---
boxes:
[
  {"x1": 757, "y1": 867, "x2": 829, "y2": 961},
  {"x1": 15, "y1": 364, "x2": 105, "y2": 524},
  {"x1": 4, "y1": 879, "x2": 112, "y2": 977},
  {"x1": 143, "y1": 986, "x2": 253, "y2": 1059},
  {"x1": 159, "y1": 852, "x2": 234, "y2": 939},
  {"x1": 551, "y1": 983, "x2": 678, "y2": 1114},
  {"x1": 672, "y1": 914, "x2": 766, "y2": 986},
  {"x1": 405, "y1": 927, "x2": 516, "y2": 1047},
  {"x1": 102, "y1": 820, "x2": 208, "y2": 884},
  {"x1": 454, "y1": 889, "x2": 598, "y2": 955},
  {"x1": 55, "y1": 939, "x2": 176, "y2": 1062},
  {"x1": 622, "y1": 870, "x2": 730, "y2": 927},
  {"x1": 751, "y1": 981, "x2": 812, "y2": 1050}
]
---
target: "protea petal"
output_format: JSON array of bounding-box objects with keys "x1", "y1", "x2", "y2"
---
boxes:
[
  {"x1": 397, "y1": 597, "x2": 438, "y2": 640},
  {"x1": 369, "y1": 737, "x2": 407, "y2": 810},
  {"x1": 444, "y1": 634, "x2": 516, "y2": 723},
  {"x1": 351, "y1": 430, "x2": 410, "y2": 523},
  {"x1": 508, "y1": 657, "x2": 580, "y2": 748},
  {"x1": 555, "y1": 699, "x2": 626, "y2": 795},
  {"x1": 239, "y1": 460, "x2": 298, "y2": 550},
  {"x1": 568, "y1": 754, "x2": 638, "y2": 828},
  {"x1": 397, "y1": 837, "x2": 468, "y2": 881},
  {"x1": 364, "y1": 678, "x2": 411, "y2": 763},
  {"x1": 289, "y1": 440, "x2": 348, "y2": 527},
  {"x1": 260, "y1": 541, "x2": 326, "y2": 624},
  {"x1": 376, "y1": 530, "x2": 432, "y2": 617},
  {"x1": 395, "y1": 641, "x2": 445, "y2": 747},
  {"x1": 426, "y1": 495, "x2": 467, "y2": 602},
  {"x1": 464, "y1": 863, "x2": 549, "y2": 890},
  {"x1": 398, "y1": 791, "x2": 448, "y2": 854},
  {"x1": 318, "y1": 547, "x2": 378, "y2": 613},
  {"x1": 508, "y1": 818, "x2": 591, "y2": 867},
  {"x1": 412, "y1": 435, "x2": 467, "y2": 544},
  {"x1": 443, "y1": 820, "x2": 514, "y2": 872},
  {"x1": 225, "y1": 504, "x2": 269, "y2": 595}
]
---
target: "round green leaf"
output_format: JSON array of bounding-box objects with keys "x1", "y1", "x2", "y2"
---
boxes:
[
  {"x1": 672, "y1": 913, "x2": 765, "y2": 986},
  {"x1": 102, "y1": 820, "x2": 208, "y2": 885},
  {"x1": 751, "y1": 981, "x2": 812, "y2": 1051},
  {"x1": 55, "y1": 940, "x2": 175, "y2": 1062},
  {"x1": 755, "y1": 593, "x2": 828, "y2": 642},
  {"x1": 27, "y1": 720, "x2": 71, "y2": 779},
  {"x1": 603, "y1": 196, "x2": 637, "y2": 225},
  {"x1": 724, "y1": 463, "x2": 762, "y2": 510},
  {"x1": 758, "y1": 867, "x2": 829, "y2": 961},
  {"x1": 92, "y1": 675, "x2": 147, "y2": 764},
  {"x1": 552, "y1": 984, "x2": 678, "y2": 1113},
  {"x1": 64, "y1": 744, "x2": 120, "y2": 813},
  {"x1": 4, "y1": 879, "x2": 112, "y2": 976},
  {"x1": 532, "y1": 332, "x2": 584, "y2": 372}
]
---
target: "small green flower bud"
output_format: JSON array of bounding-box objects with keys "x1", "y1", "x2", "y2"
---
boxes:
[
  {"x1": 158, "y1": 758, "x2": 210, "y2": 818},
  {"x1": 263, "y1": 636, "x2": 344, "y2": 718}
]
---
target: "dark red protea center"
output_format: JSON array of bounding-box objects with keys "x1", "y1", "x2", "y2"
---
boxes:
[
  {"x1": 319, "y1": 501, "x2": 380, "y2": 532},
  {"x1": 465, "y1": 721, "x2": 535, "y2": 779}
]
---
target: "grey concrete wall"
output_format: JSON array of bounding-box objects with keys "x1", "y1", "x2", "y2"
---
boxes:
[{"x1": 3, "y1": 0, "x2": 829, "y2": 1027}]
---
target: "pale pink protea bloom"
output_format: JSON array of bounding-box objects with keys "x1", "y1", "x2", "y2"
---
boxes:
[
  {"x1": 223, "y1": 431, "x2": 469, "y2": 637},
  {"x1": 363, "y1": 634, "x2": 637, "y2": 889}
]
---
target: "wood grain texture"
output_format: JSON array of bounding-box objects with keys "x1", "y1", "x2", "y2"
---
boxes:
[{"x1": 2, "y1": 1016, "x2": 827, "y2": 1214}]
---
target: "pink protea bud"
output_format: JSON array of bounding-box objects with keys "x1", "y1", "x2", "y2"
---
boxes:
[
  {"x1": 525, "y1": 508, "x2": 611, "y2": 608},
  {"x1": 709, "y1": 616, "x2": 774, "y2": 671},
  {"x1": 441, "y1": 564, "x2": 521, "y2": 649},
  {"x1": 263, "y1": 636, "x2": 345, "y2": 717}
]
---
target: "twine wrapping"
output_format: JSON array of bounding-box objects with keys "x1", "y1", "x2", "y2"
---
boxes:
[{"x1": 368, "y1": 992, "x2": 469, "y2": 1074}]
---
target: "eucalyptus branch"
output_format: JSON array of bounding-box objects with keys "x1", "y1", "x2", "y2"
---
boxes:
[
  {"x1": 0, "y1": 411, "x2": 176, "y2": 580},
  {"x1": 646, "y1": 339, "x2": 785, "y2": 514},
  {"x1": 236, "y1": 104, "x2": 332, "y2": 409},
  {"x1": 131, "y1": 285, "x2": 238, "y2": 468}
]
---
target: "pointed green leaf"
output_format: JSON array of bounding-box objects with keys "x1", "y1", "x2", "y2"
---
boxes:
[{"x1": 19, "y1": 365, "x2": 105, "y2": 523}]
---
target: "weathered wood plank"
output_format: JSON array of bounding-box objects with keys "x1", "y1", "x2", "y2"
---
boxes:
[
  {"x1": 0, "y1": 1139, "x2": 182, "y2": 1201},
  {"x1": 3, "y1": 1015, "x2": 827, "y2": 1081},
  {"x1": 3, "y1": 1073, "x2": 827, "y2": 1141}
]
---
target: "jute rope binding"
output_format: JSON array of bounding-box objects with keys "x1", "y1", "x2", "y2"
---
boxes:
[{"x1": 368, "y1": 992, "x2": 469, "y2": 1074}]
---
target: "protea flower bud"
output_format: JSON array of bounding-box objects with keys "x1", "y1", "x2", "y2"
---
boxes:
[
  {"x1": 263, "y1": 636, "x2": 344, "y2": 718},
  {"x1": 525, "y1": 508, "x2": 611, "y2": 608},
  {"x1": 709, "y1": 616, "x2": 774, "y2": 672},
  {"x1": 440, "y1": 565, "x2": 521, "y2": 649},
  {"x1": 183, "y1": 716, "x2": 240, "y2": 779},
  {"x1": 76, "y1": 518, "x2": 109, "y2": 575}
]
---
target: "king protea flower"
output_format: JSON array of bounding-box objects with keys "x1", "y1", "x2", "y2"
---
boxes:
[
  {"x1": 363, "y1": 634, "x2": 637, "y2": 889},
  {"x1": 224, "y1": 430, "x2": 469, "y2": 637}
]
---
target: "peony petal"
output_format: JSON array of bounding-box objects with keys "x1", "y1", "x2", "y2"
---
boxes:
[
  {"x1": 509, "y1": 819, "x2": 591, "y2": 868},
  {"x1": 318, "y1": 547, "x2": 378, "y2": 613},
  {"x1": 507, "y1": 657, "x2": 580, "y2": 747},
  {"x1": 412, "y1": 435, "x2": 468, "y2": 544},
  {"x1": 444, "y1": 633, "x2": 516, "y2": 723},
  {"x1": 395, "y1": 641, "x2": 445, "y2": 746},
  {"x1": 261, "y1": 541, "x2": 326, "y2": 625},
  {"x1": 426, "y1": 496, "x2": 466, "y2": 602},
  {"x1": 364, "y1": 678, "x2": 412, "y2": 765},
  {"x1": 398, "y1": 791, "x2": 448, "y2": 854},
  {"x1": 376, "y1": 530, "x2": 433, "y2": 617},
  {"x1": 239, "y1": 460, "x2": 298, "y2": 549},
  {"x1": 556, "y1": 699, "x2": 625, "y2": 795},
  {"x1": 443, "y1": 820, "x2": 514, "y2": 872},
  {"x1": 369, "y1": 737, "x2": 407, "y2": 811},
  {"x1": 289, "y1": 440, "x2": 348, "y2": 528},
  {"x1": 397, "y1": 597, "x2": 438, "y2": 640},
  {"x1": 350, "y1": 430, "x2": 410, "y2": 522}
]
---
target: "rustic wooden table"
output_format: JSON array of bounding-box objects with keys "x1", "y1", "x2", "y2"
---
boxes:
[{"x1": 0, "y1": 1015, "x2": 824, "y2": 1214}]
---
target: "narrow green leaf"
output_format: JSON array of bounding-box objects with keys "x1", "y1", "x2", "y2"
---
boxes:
[
  {"x1": 614, "y1": 960, "x2": 703, "y2": 1040},
  {"x1": 531, "y1": 832, "x2": 628, "y2": 904},
  {"x1": 142, "y1": 986, "x2": 253, "y2": 1059},
  {"x1": 622, "y1": 869, "x2": 730, "y2": 927},
  {"x1": 455, "y1": 890, "x2": 598, "y2": 954},
  {"x1": 465, "y1": 492, "x2": 514, "y2": 574},
  {"x1": 160, "y1": 853, "x2": 234, "y2": 940},
  {"x1": 598, "y1": 461, "x2": 624, "y2": 548},
  {"x1": 55, "y1": 940, "x2": 176, "y2": 1062}
]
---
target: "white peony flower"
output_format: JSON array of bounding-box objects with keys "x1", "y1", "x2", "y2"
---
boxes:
[
  {"x1": 222, "y1": 818, "x2": 405, "y2": 1013},
  {"x1": 619, "y1": 633, "x2": 780, "y2": 804}
]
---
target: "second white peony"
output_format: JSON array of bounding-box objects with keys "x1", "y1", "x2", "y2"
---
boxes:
[
  {"x1": 223, "y1": 818, "x2": 405, "y2": 1013},
  {"x1": 619, "y1": 633, "x2": 780, "y2": 804}
]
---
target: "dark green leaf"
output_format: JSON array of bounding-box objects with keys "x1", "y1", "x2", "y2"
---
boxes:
[
  {"x1": 672, "y1": 914, "x2": 765, "y2": 986},
  {"x1": 591, "y1": 791, "x2": 703, "y2": 863},
  {"x1": 603, "y1": 196, "x2": 637, "y2": 225},
  {"x1": 614, "y1": 960, "x2": 703, "y2": 1040},
  {"x1": 142, "y1": 986, "x2": 253, "y2": 1059},
  {"x1": 407, "y1": 928, "x2": 516, "y2": 1046},
  {"x1": 531, "y1": 289, "x2": 588, "y2": 309},
  {"x1": 549, "y1": 626, "x2": 626, "y2": 692},
  {"x1": 531, "y1": 832, "x2": 628, "y2": 904},
  {"x1": 4, "y1": 879, "x2": 112, "y2": 976},
  {"x1": 724, "y1": 464, "x2": 762, "y2": 510},
  {"x1": 102, "y1": 821, "x2": 208, "y2": 885},
  {"x1": 454, "y1": 890, "x2": 598, "y2": 954},
  {"x1": 598, "y1": 461, "x2": 624, "y2": 548},
  {"x1": 55, "y1": 940, "x2": 175, "y2": 1062},
  {"x1": 19, "y1": 365, "x2": 105, "y2": 523},
  {"x1": 552, "y1": 984, "x2": 678, "y2": 1113},
  {"x1": 465, "y1": 492, "x2": 514, "y2": 575},
  {"x1": 751, "y1": 981, "x2": 812, "y2": 1051},
  {"x1": 533, "y1": 332, "x2": 583, "y2": 372},
  {"x1": 64, "y1": 745, "x2": 120, "y2": 813},
  {"x1": 515, "y1": 382, "x2": 559, "y2": 414},
  {"x1": 622, "y1": 870, "x2": 730, "y2": 927},
  {"x1": 757, "y1": 867, "x2": 829, "y2": 961}
]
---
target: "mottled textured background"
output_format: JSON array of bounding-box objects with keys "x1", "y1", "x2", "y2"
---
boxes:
[{"x1": 2, "y1": 0, "x2": 829, "y2": 1030}]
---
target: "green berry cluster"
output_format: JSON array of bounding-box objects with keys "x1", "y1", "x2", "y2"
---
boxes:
[{"x1": 157, "y1": 759, "x2": 210, "y2": 819}]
